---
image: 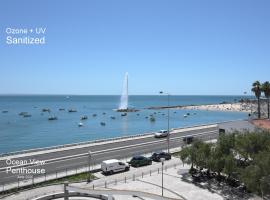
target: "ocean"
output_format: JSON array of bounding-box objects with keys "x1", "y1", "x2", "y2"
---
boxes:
[{"x1": 0, "y1": 95, "x2": 250, "y2": 154}]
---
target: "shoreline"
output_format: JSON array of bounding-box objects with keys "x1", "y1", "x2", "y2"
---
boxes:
[
  {"x1": 178, "y1": 103, "x2": 251, "y2": 113},
  {"x1": 148, "y1": 102, "x2": 252, "y2": 113}
]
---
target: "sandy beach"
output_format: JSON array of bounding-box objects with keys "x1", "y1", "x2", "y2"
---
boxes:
[{"x1": 178, "y1": 103, "x2": 252, "y2": 113}]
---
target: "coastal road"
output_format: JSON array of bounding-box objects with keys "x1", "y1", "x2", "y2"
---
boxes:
[
  {"x1": 0, "y1": 125, "x2": 219, "y2": 186},
  {"x1": 0, "y1": 120, "x2": 255, "y2": 187}
]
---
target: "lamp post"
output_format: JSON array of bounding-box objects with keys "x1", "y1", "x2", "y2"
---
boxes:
[
  {"x1": 160, "y1": 158, "x2": 165, "y2": 196},
  {"x1": 88, "y1": 151, "x2": 92, "y2": 183},
  {"x1": 159, "y1": 91, "x2": 170, "y2": 153}
]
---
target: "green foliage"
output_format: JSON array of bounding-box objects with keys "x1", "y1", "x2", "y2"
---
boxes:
[{"x1": 179, "y1": 130, "x2": 270, "y2": 195}]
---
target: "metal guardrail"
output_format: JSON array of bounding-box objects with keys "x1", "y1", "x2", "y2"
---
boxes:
[
  {"x1": 0, "y1": 131, "x2": 219, "y2": 196},
  {"x1": 0, "y1": 122, "x2": 222, "y2": 158}
]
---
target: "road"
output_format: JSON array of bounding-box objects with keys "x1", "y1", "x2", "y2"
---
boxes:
[
  {"x1": 0, "y1": 125, "x2": 218, "y2": 186},
  {"x1": 0, "y1": 120, "x2": 255, "y2": 187}
]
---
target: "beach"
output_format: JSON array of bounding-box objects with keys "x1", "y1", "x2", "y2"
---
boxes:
[{"x1": 178, "y1": 103, "x2": 252, "y2": 113}]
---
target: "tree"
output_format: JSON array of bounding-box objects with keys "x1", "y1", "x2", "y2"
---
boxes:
[
  {"x1": 251, "y1": 81, "x2": 262, "y2": 119},
  {"x1": 223, "y1": 154, "x2": 238, "y2": 179},
  {"x1": 262, "y1": 81, "x2": 270, "y2": 119}
]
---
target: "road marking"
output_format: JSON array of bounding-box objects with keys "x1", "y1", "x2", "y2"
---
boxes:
[{"x1": 0, "y1": 130, "x2": 217, "y2": 172}]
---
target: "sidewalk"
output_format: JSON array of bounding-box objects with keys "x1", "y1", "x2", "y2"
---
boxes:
[{"x1": 0, "y1": 157, "x2": 224, "y2": 200}]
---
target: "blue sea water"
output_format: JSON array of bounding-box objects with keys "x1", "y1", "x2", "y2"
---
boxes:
[{"x1": 0, "y1": 95, "x2": 250, "y2": 154}]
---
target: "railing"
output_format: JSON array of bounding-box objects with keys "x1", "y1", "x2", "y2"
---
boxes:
[
  {"x1": 0, "y1": 122, "x2": 222, "y2": 158},
  {"x1": 0, "y1": 132, "x2": 219, "y2": 195}
]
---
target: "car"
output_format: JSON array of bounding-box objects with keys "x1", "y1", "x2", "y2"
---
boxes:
[
  {"x1": 154, "y1": 130, "x2": 169, "y2": 138},
  {"x1": 183, "y1": 136, "x2": 193, "y2": 144},
  {"x1": 151, "y1": 152, "x2": 171, "y2": 162},
  {"x1": 128, "y1": 156, "x2": 152, "y2": 167},
  {"x1": 101, "y1": 159, "x2": 130, "y2": 175}
]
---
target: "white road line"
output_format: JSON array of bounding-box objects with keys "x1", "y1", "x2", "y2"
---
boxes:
[{"x1": 0, "y1": 130, "x2": 217, "y2": 171}]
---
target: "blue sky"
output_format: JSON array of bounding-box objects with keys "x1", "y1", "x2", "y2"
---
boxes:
[{"x1": 0, "y1": 0, "x2": 270, "y2": 95}]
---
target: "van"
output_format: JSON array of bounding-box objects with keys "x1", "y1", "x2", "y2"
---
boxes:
[{"x1": 101, "y1": 159, "x2": 130, "y2": 175}]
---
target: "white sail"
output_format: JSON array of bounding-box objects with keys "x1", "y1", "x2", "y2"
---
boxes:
[{"x1": 119, "y1": 72, "x2": 128, "y2": 110}]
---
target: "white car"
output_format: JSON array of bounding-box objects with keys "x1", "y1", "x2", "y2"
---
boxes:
[
  {"x1": 101, "y1": 159, "x2": 130, "y2": 175},
  {"x1": 154, "y1": 130, "x2": 169, "y2": 138}
]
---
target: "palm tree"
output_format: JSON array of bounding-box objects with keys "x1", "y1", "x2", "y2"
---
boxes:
[
  {"x1": 251, "y1": 81, "x2": 262, "y2": 119},
  {"x1": 262, "y1": 81, "x2": 270, "y2": 119}
]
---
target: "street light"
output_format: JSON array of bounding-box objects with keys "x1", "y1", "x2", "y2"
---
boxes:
[
  {"x1": 159, "y1": 91, "x2": 170, "y2": 153},
  {"x1": 160, "y1": 157, "x2": 165, "y2": 196},
  {"x1": 87, "y1": 151, "x2": 92, "y2": 183}
]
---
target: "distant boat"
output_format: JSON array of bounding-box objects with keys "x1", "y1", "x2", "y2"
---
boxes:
[
  {"x1": 23, "y1": 114, "x2": 32, "y2": 118},
  {"x1": 92, "y1": 114, "x2": 97, "y2": 117},
  {"x1": 102, "y1": 112, "x2": 106, "y2": 115},
  {"x1": 78, "y1": 122, "x2": 83, "y2": 127},
  {"x1": 184, "y1": 114, "x2": 188, "y2": 118},
  {"x1": 19, "y1": 112, "x2": 28, "y2": 116},
  {"x1": 2, "y1": 111, "x2": 8, "y2": 113},
  {"x1": 48, "y1": 116, "x2": 58, "y2": 120},
  {"x1": 100, "y1": 122, "x2": 106, "y2": 126},
  {"x1": 121, "y1": 113, "x2": 127, "y2": 116},
  {"x1": 110, "y1": 116, "x2": 116, "y2": 120},
  {"x1": 68, "y1": 109, "x2": 77, "y2": 112},
  {"x1": 149, "y1": 116, "x2": 156, "y2": 122},
  {"x1": 81, "y1": 115, "x2": 88, "y2": 120},
  {"x1": 42, "y1": 108, "x2": 50, "y2": 112},
  {"x1": 59, "y1": 108, "x2": 65, "y2": 111}
]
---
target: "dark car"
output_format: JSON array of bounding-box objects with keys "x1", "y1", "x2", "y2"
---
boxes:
[
  {"x1": 151, "y1": 152, "x2": 171, "y2": 162},
  {"x1": 129, "y1": 156, "x2": 152, "y2": 167},
  {"x1": 183, "y1": 136, "x2": 193, "y2": 144}
]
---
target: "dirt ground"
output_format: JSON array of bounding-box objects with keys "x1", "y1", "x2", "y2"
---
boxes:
[{"x1": 251, "y1": 119, "x2": 270, "y2": 130}]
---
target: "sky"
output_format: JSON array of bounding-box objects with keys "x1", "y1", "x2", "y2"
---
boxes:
[{"x1": 0, "y1": 0, "x2": 270, "y2": 95}]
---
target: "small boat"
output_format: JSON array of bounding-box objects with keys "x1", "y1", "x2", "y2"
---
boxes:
[
  {"x1": 78, "y1": 122, "x2": 83, "y2": 127},
  {"x1": 102, "y1": 112, "x2": 106, "y2": 115},
  {"x1": 42, "y1": 108, "x2": 50, "y2": 112},
  {"x1": 121, "y1": 113, "x2": 127, "y2": 116},
  {"x1": 183, "y1": 114, "x2": 188, "y2": 118},
  {"x1": 68, "y1": 109, "x2": 77, "y2": 112},
  {"x1": 149, "y1": 116, "x2": 156, "y2": 122},
  {"x1": 48, "y1": 116, "x2": 58, "y2": 120},
  {"x1": 2, "y1": 111, "x2": 8, "y2": 113},
  {"x1": 145, "y1": 116, "x2": 149, "y2": 119},
  {"x1": 136, "y1": 113, "x2": 140, "y2": 116},
  {"x1": 110, "y1": 116, "x2": 116, "y2": 120},
  {"x1": 59, "y1": 108, "x2": 65, "y2": 111},
  {"x1": 81, "y1": 115, "x2": 88, "y2": 120},
  {"x1": 19, "y1": 112, "x2": 28, "y2": 116},
  {"x1": 23, "y1": 114, "x2": 32, "y2": 118},
  {"x1": 92, "y1": 114, "x2": 97, "y2": 117},
  {"x1": 100, "y1": 122, "x2": 106, "y2": 126},
  {"x1": 187, "y1": 113, "x2": 190, "y2": 116}
]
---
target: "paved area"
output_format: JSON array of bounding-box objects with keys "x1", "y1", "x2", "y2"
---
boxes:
[
  {"x1": 1, "y1": 157, "x2": 260, "y2": 200},
  {"x1": 218, "y1": 120, "x2": 255, "y2": 132},
  {"x1": 0, "y1": 125, "x2": 219, "y2": 187}
]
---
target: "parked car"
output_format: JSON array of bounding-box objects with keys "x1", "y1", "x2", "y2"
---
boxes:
[
  {"x1": 183, "y1": 136, "x2": 194, "y2": 144},
  {"x1": 154, "y1": 130, "x2": 169, "y2": 138},
  {"x1": 101, "y1": 159, "x2": 130, "y2": 175},
  {"x1": 128, "y1": 156, "x2": 152, "y2": 167},
  {"x1": 151, "y1": 152, "x2": 171, "y2": 162}
]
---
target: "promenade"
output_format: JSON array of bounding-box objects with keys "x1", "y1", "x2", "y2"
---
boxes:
[{"x1": 0, "y1": 120, "x2": 255, "y2": 193}]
